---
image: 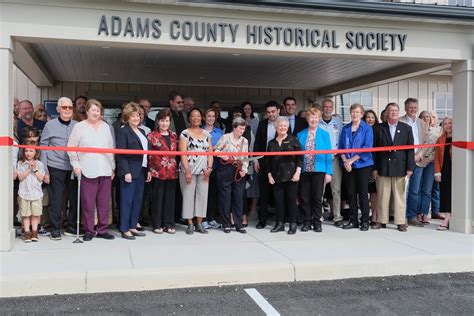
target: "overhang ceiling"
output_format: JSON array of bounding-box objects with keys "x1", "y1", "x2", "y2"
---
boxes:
[{"x1": 28, "y1": 42, "x2": 409, "y2": 91}]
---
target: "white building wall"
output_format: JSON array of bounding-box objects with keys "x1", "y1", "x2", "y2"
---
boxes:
[{"x1": 335, "y1": 74, "x2": 453, "y2": 119}]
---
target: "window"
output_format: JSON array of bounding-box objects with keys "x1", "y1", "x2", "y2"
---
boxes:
[
  {"x1": 337, "y1": 91, "x2": 373, "y2": 123},
  {"x1": 434, "y1": 92, "x2": 453, "y2": 120}
]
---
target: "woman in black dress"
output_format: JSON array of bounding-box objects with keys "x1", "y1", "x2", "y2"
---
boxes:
[
  {"x1": 434, "y1": 117, "x2": 452, "y2": 231},
  {"x1": 362, "y1": 110, "x2": 380, "y2": 226}
]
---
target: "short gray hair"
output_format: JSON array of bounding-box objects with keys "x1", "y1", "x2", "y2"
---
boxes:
[
  {"x1": 232, "y1": 117, "x2": 247, "y2": 129},
  {"x1": 275, "y1": 116, "x2": 289, "y2": 128},
  {"x1": 57, "y1": 97, "x2": 73, "y2": 108}
]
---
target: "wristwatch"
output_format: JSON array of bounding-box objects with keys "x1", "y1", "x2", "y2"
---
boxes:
[{"x1": 33, "y1": 169, "x2": 38, "y2": 173}]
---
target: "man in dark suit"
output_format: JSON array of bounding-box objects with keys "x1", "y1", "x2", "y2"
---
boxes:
[
  {"x1": 254, "y1": 100, "x2": 280, "y2": 228},
  {"x1": 138, "y1": 98, "x2": 155, "y2": 131},
  {"x1": 283, "y1": 97, "x2": 308, "y2": 135},
  {"x1": 372, "y1": 102, "x2": 415, "y2": 232}
]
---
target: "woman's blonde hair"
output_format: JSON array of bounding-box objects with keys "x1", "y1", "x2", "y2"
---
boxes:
[{"x1": 121, "y1": 102, "x2": 141, "y2": 123}]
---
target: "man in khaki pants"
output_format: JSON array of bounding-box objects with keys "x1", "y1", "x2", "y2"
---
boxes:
[
  {"x1": 319, "y1": 99, "x2": 344, "y2": 227},
  {"x1": 372, "y1": 103, "x2": 415, "y2": 232}
]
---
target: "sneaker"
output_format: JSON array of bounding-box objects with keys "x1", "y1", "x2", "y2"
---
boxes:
[
  {"x1": 201, "y1": 221, "x2": 210, "y2": 229},
  {"x1": 23, "y1": 231, "x2": 32, "y2": 243},
  {"x1": 50, "y1": 230, "x2": 62, "y2": 241},
  {"x1": 37, "y1": 226, "x2": 50, "y2": 236},
  {"x1": 83, "y1": 232, "x2": 95, "y2": 241},
  {"x1": 31, "y1": 230, "x2": 39, "y2": 242},
  {"x1": 96, "y1": 232, "x2": 115, "y2": 240},
  {"x1": 209, "y1": 220, "x2": 222, "y2": 229},
  {"x1": 64, "y1": 227, "x2": 84, "y2": 237}
]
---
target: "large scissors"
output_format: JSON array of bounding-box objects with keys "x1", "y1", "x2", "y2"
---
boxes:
[{"x1": 220, "y1": 156, "x2": 263, "y2": 181}]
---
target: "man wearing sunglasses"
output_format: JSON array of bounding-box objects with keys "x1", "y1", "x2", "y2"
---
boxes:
[{"x1": 40, "y1": 97, "x2": 79, "y2": 240}]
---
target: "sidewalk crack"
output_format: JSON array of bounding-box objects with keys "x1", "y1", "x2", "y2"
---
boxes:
[{"x1": 247, "y1": 233, "x2": 297, "y2": 281}]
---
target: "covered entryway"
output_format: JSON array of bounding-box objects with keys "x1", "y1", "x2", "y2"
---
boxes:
[{"x1": 1, "y1": 1, "x2": 473, "y2": 251}]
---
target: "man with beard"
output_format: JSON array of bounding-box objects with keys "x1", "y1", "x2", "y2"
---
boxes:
[{"x1": 17, "y1": 100, "x2": 46, "y2": 143}]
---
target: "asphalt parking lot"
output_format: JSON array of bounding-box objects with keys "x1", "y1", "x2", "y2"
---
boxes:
[{"x1": 1, "y1": 272, "x2": 473, "y2": 315}]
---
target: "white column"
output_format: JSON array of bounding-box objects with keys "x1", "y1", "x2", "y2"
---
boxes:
[
  {"x1": 0, "y1": 45, "x2": 15, "y2": 251},
  {"x1": 451, "y1": 60, "x2": 474, "y2": 234}
]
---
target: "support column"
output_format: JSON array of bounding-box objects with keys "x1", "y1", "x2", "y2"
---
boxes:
[
  {"x1": 451, "y1": 60, "x2": 474, "y2": 234},
  {"x1": 0, "y1": 45, "x2": 15, "y2": 251}
]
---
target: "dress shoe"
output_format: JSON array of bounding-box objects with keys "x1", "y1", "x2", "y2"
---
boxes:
[
  {"x1": 301, "y1": 223, "x2": 311, "y2": 232},
  {"x1": 371, "y1": 223, "x2": 386, "y2": 229},
  {"x1": 313, "y1": 223, "x2": 322, "y2": 232},
  {"x1": 121, "y1": 232, "x2": 136, "y2": 240},
  {"x1": 256, "y1": 222, "x2": 267, "y2": 229},
  {"x1": 343, "y1": 222, "x2": 359, "y2": 229},
  {"x1": 334, "y1": 220, "x2": 344, "y2": 228},
  {"x1": 270, "y1": 223, "x2": 285, "y2": 233},
  {"x1": 288, "y1": 223, "x2": 297, "y2": 235},
  {"x1": 431, "y1": 213, "x2": 445, "y2": 220},
  {"x1": 407, "y1": 219, "x2": 424, "y2": 227},
  {"x1": 360, "y1": 223, "x2": 370, "y2": 231},
  {"x1": 96, "y1": 232, "x2": 115, "y2": 240},
  {"x1": 195, "y1": 224, "x2": 208, "y2": 234},
  {"x1": 131, "y1": 230, "x2": 146, "y2": 237},
  {"x1": 186, "y1": 225, "x2": 194, "y2": 235},
  {"x1": 236, "y1": 228, "x2": 247, "y2": 234},
  {"x1": 397, "y1": 224, "x2": 408, "y2": 232}
]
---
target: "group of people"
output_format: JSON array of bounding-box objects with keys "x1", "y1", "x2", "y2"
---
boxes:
[{"x1": 12, "y1": 91, "x2": 453, "y2": 243}]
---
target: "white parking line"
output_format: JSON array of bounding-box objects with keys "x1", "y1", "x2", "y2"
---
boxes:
[{"x1": 244, "y1": 288, "x2": 280, "y2": 316}]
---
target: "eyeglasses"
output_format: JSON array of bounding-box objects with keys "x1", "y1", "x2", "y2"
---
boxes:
[{"x1": 60, "y1": 106, "x2": 73, "y2": 110}]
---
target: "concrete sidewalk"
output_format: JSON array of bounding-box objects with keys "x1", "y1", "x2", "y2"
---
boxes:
[{"x1": 1, "y1": 220, "x2": 473, "y2": 298}]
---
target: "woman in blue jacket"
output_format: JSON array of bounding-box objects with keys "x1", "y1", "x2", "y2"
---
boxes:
[
  {"x1": 115, "y1": 102, "x2": 151, "y2": 240},
  {"x1": 297, "y1": 107, "x2": 333, "y2": 233},
  {"x1": 339, "y1": 103, "x2": 374, "y2": 231}
]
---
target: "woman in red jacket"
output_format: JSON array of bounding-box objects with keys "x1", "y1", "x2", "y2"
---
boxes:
[
  {"x1": 148, "y1": 109, "x2": 179, "y2": 234},
  {"x1": 434, "y1": 117, "x2": 453, "y2": 231}
]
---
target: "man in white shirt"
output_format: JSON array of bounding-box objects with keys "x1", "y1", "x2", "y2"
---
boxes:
[
  {"x1": 399, "y1": 98, "x2": 428, "y2": 227},
  {"x1": 318, "y1": 99, "x2": 344, "y2": 227}
]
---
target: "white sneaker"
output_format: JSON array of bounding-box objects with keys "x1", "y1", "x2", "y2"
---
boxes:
[{"x1": 201, "y1": 221, "x2": 210, "y2": 229}]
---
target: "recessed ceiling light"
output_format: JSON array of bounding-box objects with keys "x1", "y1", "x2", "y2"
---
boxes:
[
  {"x1": 199, "y1": 76, "x2": 206, "y2": 80},
  {"x1": 101, "y1": 73, "x2": 109, "y2": 76},
  {"x1": 102, "y1": 46, "x2": 110, "y2": 49},
  {"x1": 232, "y1": 53, "x2": 240, "y2": 56}
]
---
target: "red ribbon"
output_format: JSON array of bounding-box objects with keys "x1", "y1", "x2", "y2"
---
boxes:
[{"x1": 0, "y1": 136, "x2": 472, "y2": 156}]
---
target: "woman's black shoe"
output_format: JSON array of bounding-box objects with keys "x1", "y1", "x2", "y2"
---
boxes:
[
  {"x1": 121, "y1": 232, "x2": 136, "y2": 240},
  {"x1": 237, "y1": 228, "x2": 247, "y2": 234},
  {"x1": 343, "y1": 222, "x2": 359, "y2": 230},
  {"x1": 131, "y1": 230, "x2": 146, "y2": 237},
  {"x1": 301, "y1": 223, "x2": 311, "y2": 232},
  {"x1": 360, "y1": 223, "x2": 370, "y2": 231},
  {"x1": 270, "y1": 223, "x2": 285, "y2": 233},
  {"x1": 288, "y1": 223, "x2": 297, "y2": 235},
  {"x1": 313, "y1": 223, "x2": 322, "y2": 232}
]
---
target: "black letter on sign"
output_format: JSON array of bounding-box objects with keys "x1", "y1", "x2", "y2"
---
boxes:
[
  {"x1": 124, "y1": 17, "x2": 134, "y2": 37},
  {"x1": 170, "y1": 20, "x2": 180, "y2": 39},
  {"x1": 136, "y1": 18, "x2": 149, "y2": 38},
  {"x1": 152, "y1": 19, "x2": 161, "y2": 39},
  {"x1": 345, "y1": 31, "x2": 354, "y2": 49},
  {"x1": 98, "y1": 15, "x2": 109, "y2": 36},
  {"x1": 111, "y1": 16, "x2": 122, "y2": 36}
]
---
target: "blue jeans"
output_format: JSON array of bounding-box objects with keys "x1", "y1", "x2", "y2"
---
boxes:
[
  {"x1": 431, "y1": 179, "x2": 440, "y2": 214},
  {"x1": 406, "y1": 164, "x2": 435, "y2": 219}
]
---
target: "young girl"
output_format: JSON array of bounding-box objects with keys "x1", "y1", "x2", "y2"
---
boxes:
[{"x1": 17, "y1": 140, "x2": 45, "y2": 242}]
